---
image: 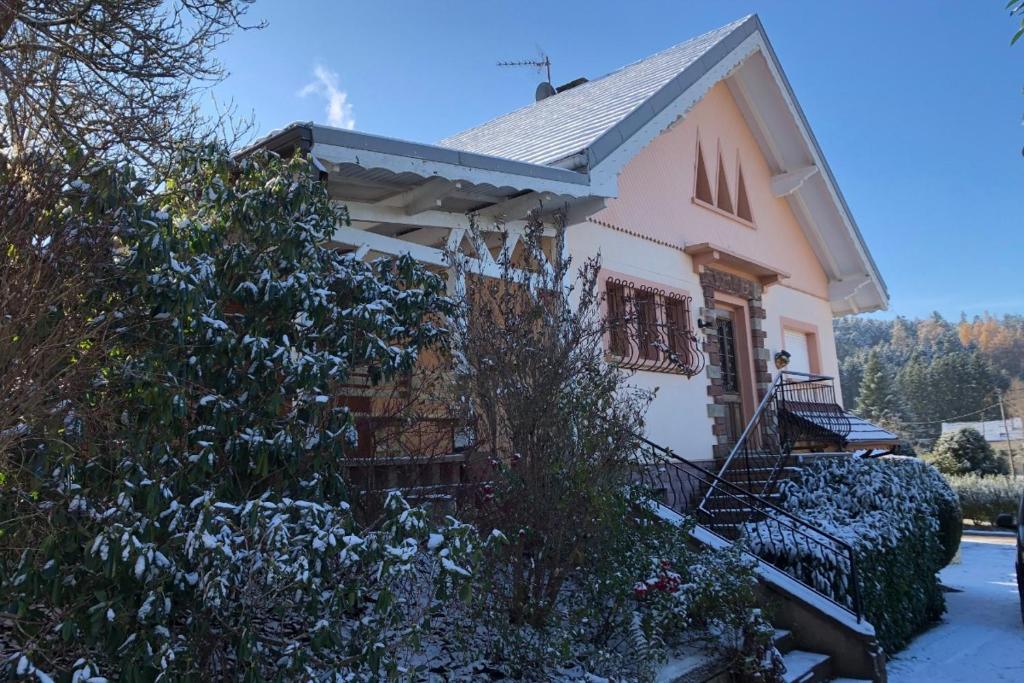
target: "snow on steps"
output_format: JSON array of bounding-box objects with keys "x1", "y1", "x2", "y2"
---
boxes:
[
  {"x1": 782, "y1": 650, "x2": 831, "y2": 683},
  {"x1": 649, "y1": 502, "x2": 885, "y2": 682}
]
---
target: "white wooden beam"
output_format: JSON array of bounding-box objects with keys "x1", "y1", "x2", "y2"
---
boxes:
[
  {"x1": 475, "y1": 191, "x2": 553, "y2": 219},
  {"x1": 332, "y1": 224, "x2": 551, "y2": 289},
  {"x1": 333, "y1": 225, "x2": 450, "y2": 269},
  {"x1": 770, "y1": 165, "x2": 819, "y2": 198},
  {"x1": 374, "y1": 177, "x2": 461, "y2": 215},
  {"x1": 339, "y1": 200, "x2": 532, "y2": 233},
  {"x1": 393, "y1": 227, "x2": 450, "y2": 247}
]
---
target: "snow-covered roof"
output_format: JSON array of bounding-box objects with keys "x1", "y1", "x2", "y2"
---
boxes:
[
  {"x1": 437, "y1": 17, "x2": 751, "y2": 166},
  {"x1": 786, "y1": 406, "x2": 899, "y2": 446},
  {"x1": 247, "y1": 14, "x2": 888, "y2": 314}
]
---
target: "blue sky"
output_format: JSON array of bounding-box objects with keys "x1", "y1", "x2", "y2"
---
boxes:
[{"x1": 212, "y1": 2, "x2": 1023, "y2": 320}]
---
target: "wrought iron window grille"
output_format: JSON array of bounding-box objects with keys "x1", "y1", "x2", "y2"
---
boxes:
[{"x1": 605, "y1": 277, "x2": 706, "y2": 377}]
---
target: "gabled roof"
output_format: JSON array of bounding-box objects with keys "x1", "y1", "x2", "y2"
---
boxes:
[
  {"x1": 438, "y1": 16, "x2": 753, "y2": 167},
  {"x1": 437, "y1": 15, "x2": 888, "y2": 314}
]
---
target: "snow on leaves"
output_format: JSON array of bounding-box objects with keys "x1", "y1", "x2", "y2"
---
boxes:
[{"x1": 1, "y1": 149, "x2": 471, "y2": 680}]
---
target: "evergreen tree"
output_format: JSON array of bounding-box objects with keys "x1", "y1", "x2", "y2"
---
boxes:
[
  {"x1": 925, "y1": 428, "x2": 1006, "y2": 476},
  {"x1": 855, "y1": 350, "x2": 904, "y2": 423}
]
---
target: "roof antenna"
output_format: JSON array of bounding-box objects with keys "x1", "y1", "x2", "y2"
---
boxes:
[{"x1": 498, "y1": 52, "x2": 556, "y2": 101}]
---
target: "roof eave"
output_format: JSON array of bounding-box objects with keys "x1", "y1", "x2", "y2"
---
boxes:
[{"x1": 243, "y1": 122, "x2": 602, "y2": 200}]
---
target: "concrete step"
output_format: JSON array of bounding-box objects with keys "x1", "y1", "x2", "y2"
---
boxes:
[
  {"x1": 782, "y1": 650, "x2": 832, "y2": 683},
  {"x1": 773, "y1": 628, "x2": 795, "y2": 654}
]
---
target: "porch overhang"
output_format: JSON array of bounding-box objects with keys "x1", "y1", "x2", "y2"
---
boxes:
[{"x1": 243, "y1": 122, "x2": 611, "y2": 284}]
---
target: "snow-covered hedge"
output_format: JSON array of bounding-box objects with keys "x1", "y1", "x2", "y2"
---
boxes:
[
  {"x1": 744, "y1": 457, "x2": 955, "y2": 652},
  {"x1": 947, "y1": 474, "x2": 1024, "y2": 524}
]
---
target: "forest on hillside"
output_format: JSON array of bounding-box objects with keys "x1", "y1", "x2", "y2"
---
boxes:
[{"x1": 834, "y1": 314, "x2": 1024, "y2": 447}]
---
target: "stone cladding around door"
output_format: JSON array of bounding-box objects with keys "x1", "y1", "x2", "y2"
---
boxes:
[{"x1": 699, "y1": 268, "x2": 773, "y2": 460}]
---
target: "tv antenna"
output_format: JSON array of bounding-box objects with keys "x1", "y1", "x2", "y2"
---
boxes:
[{"x1": 497, "y1": 52, "x2": 552, "y2": 84}]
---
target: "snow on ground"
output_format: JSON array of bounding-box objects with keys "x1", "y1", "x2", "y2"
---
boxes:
[{"x1": 888, "y1": 535, "x2": 1024, "y2": 682}]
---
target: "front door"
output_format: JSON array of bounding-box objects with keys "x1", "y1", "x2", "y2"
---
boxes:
[{"x1": 716, "y1": 311, "x2": 746, "y2": 447}]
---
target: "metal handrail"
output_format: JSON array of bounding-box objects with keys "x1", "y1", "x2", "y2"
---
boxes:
[
  {"x1": 712, "y1": 372, "x2": 785, "y2": 485},
  {"x1": 707, "y1": 370, "x2": 849, "y2": 502},
  {"x1": 630, "y1": 435, "x2": 863, "y2": 621}
]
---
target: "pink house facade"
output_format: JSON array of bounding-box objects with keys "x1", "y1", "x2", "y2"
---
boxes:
[{"x1": 252, "y1": 14, "x2": 889, "y2": 464}]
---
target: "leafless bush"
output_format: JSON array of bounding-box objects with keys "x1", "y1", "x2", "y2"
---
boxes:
[
  {"x1": 448, "y1": 216, "x2": 651, "y2": 627},
  {"x1": 0, "y1": 154, "x2": 121, "y2": 459}
]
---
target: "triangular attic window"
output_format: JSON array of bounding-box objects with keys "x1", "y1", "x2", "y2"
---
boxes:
[
  {"x1": 694, "y1": 141, "x2": 713, "y2": 204},
  {"x1": 716, "y1": 153, "x2": 733, "y2": 214},
  {"x1": 736, "y1": 163, "x2": 752, "y2": 223}
]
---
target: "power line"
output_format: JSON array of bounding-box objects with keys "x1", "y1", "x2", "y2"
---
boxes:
[{"x1": 898, "y1": 402, "x2": 1003, "y2": 426}]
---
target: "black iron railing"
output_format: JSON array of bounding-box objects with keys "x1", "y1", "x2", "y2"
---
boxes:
[
  {"x1": 630, "y1": 436, "x2": 863, "y2": 621},
  {"x1": 605, "y1": 277, "x2": 705, "y2": 377},
  {"x1": 709, "y1": 371, "x2": 851, "y2": 498}
]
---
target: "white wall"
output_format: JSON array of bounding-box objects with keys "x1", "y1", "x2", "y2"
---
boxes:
[
  {"x1": 761, "y1": 284, "x2": 843, "y2": 402},
  {"x1": 567, "y1": 221, "x2": 717, "y2": 462}
]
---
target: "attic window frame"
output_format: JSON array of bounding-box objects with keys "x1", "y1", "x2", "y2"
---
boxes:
[{"x1": 691, "y1": 132, "x2": 755, "y2": 229}]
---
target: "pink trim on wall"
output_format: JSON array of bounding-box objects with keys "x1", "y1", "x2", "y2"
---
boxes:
[{"x1": 592, "y1": 82, "x2": 830, "y2": 298}]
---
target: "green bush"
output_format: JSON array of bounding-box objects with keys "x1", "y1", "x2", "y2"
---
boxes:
[
  {"x1": 745, "y1": 457, "x2": 955, "y2": 652},
  {"x1": 0, "y1": 149, "x2": 483, "y2": 681},
  {"x1": 934, "y1": 480, "x2": 964, "y2": 567},
  {"x1": 946, "y1": 474, "x2": 1024, "y2": 524},
  {"x1": 924, "y1": 428, "x2": 1006, "y2": 476}
]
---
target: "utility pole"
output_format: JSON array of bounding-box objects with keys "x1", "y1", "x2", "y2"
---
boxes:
[{"x1": 997, "y1": 388, "x2": 1017, "y2": 476}]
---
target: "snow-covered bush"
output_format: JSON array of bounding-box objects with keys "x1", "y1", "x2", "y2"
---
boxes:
[
  {"x1": 947, "y1": 473, "x2": 1024, "y2": 524},
  {"x1": 744, "y1": 457, "x2": 954, "y2": 652},
  {"x1": 1, "y1": 148, "x2": 489, "y2": 680}
]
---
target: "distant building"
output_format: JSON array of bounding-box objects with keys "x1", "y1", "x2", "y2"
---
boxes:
[{"x1": 942, "y1": 417, "x2": 1024, "y2": 443}]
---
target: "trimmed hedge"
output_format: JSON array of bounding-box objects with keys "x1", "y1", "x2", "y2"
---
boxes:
[
  {"x1": 745, "y1": 457, "x2": 958, "y2": 653},
  {"x1": 946, "y1": 474, "x2": 1024, "y2": 524}
]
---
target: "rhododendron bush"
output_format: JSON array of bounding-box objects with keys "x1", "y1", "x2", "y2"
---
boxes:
[{"x1": 0, "y1": 148, "x2": 489, "y2": 680}]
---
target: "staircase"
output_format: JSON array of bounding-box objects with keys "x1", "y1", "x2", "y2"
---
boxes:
[{"x1": 628, "y1": 372, "x2": 886, "y2": 681}]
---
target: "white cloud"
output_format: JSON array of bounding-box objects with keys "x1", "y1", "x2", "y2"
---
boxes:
[{"x1": 299, "y1": 65, "x2": 355, "y2": 130}]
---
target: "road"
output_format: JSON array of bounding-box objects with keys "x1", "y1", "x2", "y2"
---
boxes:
[{"x1": 887, "y1": 535, "x2": 1024, "y2": 682}]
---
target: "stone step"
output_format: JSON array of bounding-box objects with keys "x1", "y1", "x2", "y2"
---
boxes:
[
  {"x1": 782, "y1": 650, "x2": 832, "y2": 683},
  {"x1": 773, "y1": 628, "x2": 795, "y2": 654}
]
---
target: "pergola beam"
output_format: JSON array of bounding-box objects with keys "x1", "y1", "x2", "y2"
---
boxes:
[
  {"x1": 341, "y1": 200, "x2": 535, "y2": 232},
  {"x1": 375, "y1": 177, "x2": 461, "y2": 215},
  {"x1": 475, "y1": 191, "x2": 553, "y2": 219}
]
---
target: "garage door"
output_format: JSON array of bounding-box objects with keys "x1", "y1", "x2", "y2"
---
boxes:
[{"x1": 784, "y1": 329, "x2": 811, "y2": 375}]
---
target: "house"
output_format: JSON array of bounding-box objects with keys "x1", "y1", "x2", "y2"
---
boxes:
[
  {"x1": 251, "y1": 16, "x2": 893, "y2": 679},
  {"x1": 942, "y1": 417, "x2": 1024, "y2": 443},
  {"x1": 252, "y1": 14, "x2": 887, "y2": 467}
]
